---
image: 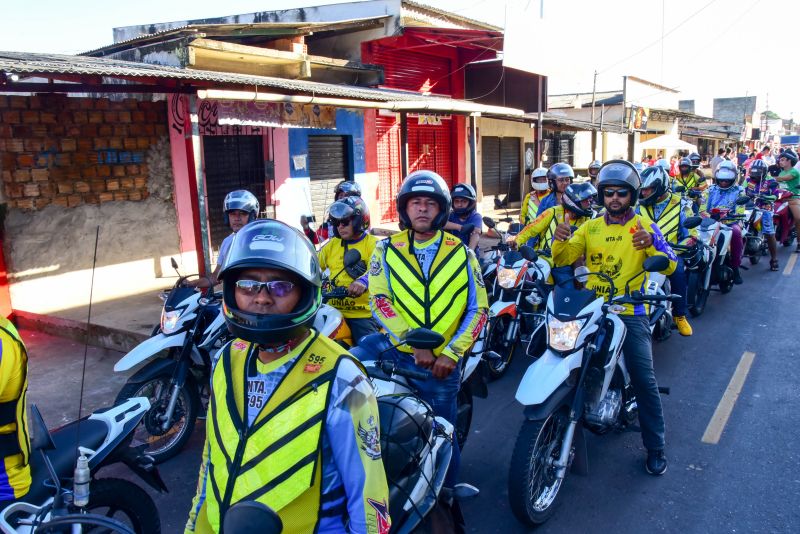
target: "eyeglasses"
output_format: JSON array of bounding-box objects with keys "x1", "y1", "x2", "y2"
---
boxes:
[
  {"x1": 331, "y1": 217, "x2": 353, "y2": 227},
  {"x1": 235, "y1": 279, "x2": 295, "y2": 297},
  {"x1": 603, "y1": 188, "x2": 631, "y2": 198}
]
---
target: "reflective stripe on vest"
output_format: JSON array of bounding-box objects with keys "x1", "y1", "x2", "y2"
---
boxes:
[
  {"x1": 206, "y1": 333, "x2": 344, "y2": 533},
  {"x1": 384, "y1": 232, "x2": 469, "y2": 337},
  {"x1": 646, "y1": 198, "x2": 682, "y2": 244},
  {"x1": 525, "y1": 194, "x2": 539, "y2": 224}
]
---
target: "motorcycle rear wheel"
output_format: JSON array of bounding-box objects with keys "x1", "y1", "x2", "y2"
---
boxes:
[
  {"x1": 687, "y1": 272, "x2": 708, "y2": 317},
  {"x1": 748, "y1": 253, "x2": 761, "y2": 265},
  {"x1": 485, "y1": 316, "x2": 515, "y2": 380},
  {"x1": 115, "y1": 371, "x2": 199, "y2": 464},
  {"x1": 79, "y1": 477, "x2": 161, "y2": 534},
  {"x1": 456, "y1": 387, "x2": 473, "y2": 450},
  {"x1": 508, "y1": 412, "x2": 568, "y2": 527}
]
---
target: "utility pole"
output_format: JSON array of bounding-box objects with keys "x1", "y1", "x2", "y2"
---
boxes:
[
  {"x1": 535, "y1": 0, "x2": 545, "y2": 167},
  {"x1": 591, "y1": 70, "x2": 598, "y2": 160}
]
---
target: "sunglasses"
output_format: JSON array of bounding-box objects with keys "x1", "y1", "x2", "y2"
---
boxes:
[
  {"x1": 603, "y1": 188, "x2": 631, "y2": 198},
  {"x1": 331, "y1": 217, "x2": 353, "y2": 227},
  {"x1": 235, "y1": 279, "x2": 295, "y2": 297}
]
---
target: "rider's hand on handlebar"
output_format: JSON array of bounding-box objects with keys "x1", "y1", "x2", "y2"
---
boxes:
[
  {"x1": 554, "y1": 222, "x2": 572, "y2": 242},
  {"x1": 347, "y1": 280, "x2": 367, "y2": 297},
  {"x1": 413, "y1": 348, "x2": 436, "y2": 370},
  {"x1": 504, "y1": 235, "x2": 518, "y2": 248},
  {"x1": 431, "y1": 355, "x2": 457, "y2": 380}
]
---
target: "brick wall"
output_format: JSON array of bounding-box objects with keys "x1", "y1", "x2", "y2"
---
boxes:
[{"x1": 0, "y1": 94, "x2": 168, "y2": 210}]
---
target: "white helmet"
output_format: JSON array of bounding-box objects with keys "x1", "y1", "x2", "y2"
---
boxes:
[
  {"x1": 530, "y1": 167, "x2": 549, "y2": 191},
  {"x1": 714, "y1": 160, "x2": 738, "y2": 189}
]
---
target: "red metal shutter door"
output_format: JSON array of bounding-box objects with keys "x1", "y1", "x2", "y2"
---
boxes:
[{"x1": 376, "y1": 115, "x2": 401, "y2": 222}]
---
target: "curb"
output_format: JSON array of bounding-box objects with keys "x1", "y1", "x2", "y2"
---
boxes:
[{"x1": 13, "y1": 309, "x2": 148, "y2": 353}]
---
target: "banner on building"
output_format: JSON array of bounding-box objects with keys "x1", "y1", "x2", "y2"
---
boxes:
[
  {"x1": 213, "y1": 99, "x2": 337, "y2": 129},
  {"x1": 628, "y1": 106, "x2": 649, "y2": 131}
]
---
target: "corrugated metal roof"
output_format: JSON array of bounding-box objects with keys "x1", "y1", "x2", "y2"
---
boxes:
[
  {"x1": 0, "y1": 51, "x2": 524, "y2": 117},
  {"x1": 403, "y1": 1, "x2": 501, "y2": 31}
]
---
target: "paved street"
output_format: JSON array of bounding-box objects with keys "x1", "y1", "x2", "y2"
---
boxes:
[{"x1": 23, "y1": 245, "x2": 800, "y2": 533}]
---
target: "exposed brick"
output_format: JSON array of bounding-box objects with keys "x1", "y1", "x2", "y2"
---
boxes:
[
  {"x1": 79, "y1": 99, "x2": 93, "y2": 110},
  {"x1": 84, "y1": 193, "x2": 99, "y2": 204},
  {"x1": 72, "y1": 110, "x2": 88, "y2": 124},
  {"x1": 108, "y1": 137, "x2": 123, "y2": 149},
  {"x1": 106, "y1": 178, "x2": 120, "y2": 191},
  {"x1": 29, "y1": 124, "x2": 47, "y2": 137},
  {"x1": 73, "y1": 152, "x2": 93, "y2": 166},
  {"x1": 81, "y1": 125, "x2": 98, "y2": 138},
  {"x1": 90, "y1": 180, "x2": 106, "y2": 193},
  {"x1": 6, "y1": 183, "x2": 23, "y2": 198},
  {"x1": 9, "y1": 96, "x2": 27, "y2": 109},
  {"x1": 54, "y1": 153, "x2": 72, "y2": 167},
  {"x1": 57, "y1": 182, "x2": 73, "y2": 194},
  {"x1": 125, "y1": 165, "x2": 139, "y2": 175},
  {"x1": 113, "y1": 125, "x2": 128, "y2": 137},
  {"x1": 132, "y1": 111, "x2": 146, "y2": 122},
  {"x1": 98, "y1": 125, "x2": 113, "y2": 137},
  {"x1": 0, "y1": 95, "x2": 7, "y2": 108},
  {"x1": 103, "y1": 111, "x2": 118, "y2": 123},
  {"x1": 23, "y1": 138, "x2": 45, "y2": 152},
  {"x1": 0, "y1": 139, "x2": 4, "y2": 151},
  {"x1": 133, "y1": 176, "x2": 147, "y2": 189},
  {"x1": 31, "y1": 169, "x2": 49, "y2": 182},
  {"x1": 123, "y1": 138, "x2": 138, "y2": 150},
  {"x1": 34, "y1": 198, "x2": 51, "y2": 209},
  {"x1": 39, "y1": 183, "x2": 54, "y2": 198},
  {"x1": 51, "y1": 125, "x2": 65, "y2": 136},
  {"x1": 145, "y1": 111, "x2": 158, "y2": 122},
  {"x1": 136, "y1": 137, "x2": 149, "y2": 149},
  {"x1": 95, "y1": 99, "x2": 109, "y2": 110},
  {"x1": 124, "y1": 98, "x2": 139, "y2": 110},
  {"x1": 49, "y1": 168, "x2": 67, "y2": 180},
  {"x1": 88, "y1": 111, "x2": 103, "y2": 124},
  {"x1": 77, "y1": 138, "x2": 93, "y2": 152},
  {"x1": 3, "y1": 111, "x2": 21, "y2": 124},
  {"x1": 143, "y1": 124, "x2": 156, "y2": 136},
  {"x1": 74, "y1": 181, "x2": 90, "y2": 193},
  {"x1": 23, "y1": 183, "x2": 39, "y2": 197},
  {"x1": 22, "y1": 111, "x2": 40, "y2": 123},
  {"x1": 0, "y1": 124, "x2": 12, "y2": 138},
  {"x1": 67, "y1": 126, "x2": 81, "y2": 137},
  {"x1": 1, "y1": 171, "x2": 11, "y2": 183},
  {"x1": 14, "y1": 170, "x2": 31, "y2": 183},
  {"x1": 155, "y1": 124, "x2": 168, "y2": 137},
  {"x1": 97, "y1": 166, "x2": 111, "y2": 178},
  {"x1": 98, "y1": 192, "x2": 114, "y2": 203},
  {"x1": 113, "y1": 191, "x2": 128, "y2": 201},
  {"x1": 93, "y1": 138, "x2": 108, "y2": 150},
  {"x1": 112, "y1": 166, "x2": 126, "y2": 177},
  {"x1": 139, "y1": 163, "x2": 149, "y2": 176},
  {"x1": 67, "y1": 194, "x2": 82, "y2": 207},
  {"x1": 16, "y1": 154, "x2": 34, "y2": 167},
  {"x1": 40, "y1": 112, "x2": 56, "y2": 124},
  {"x1": 118, "y1": 111, "x2": 132, "y2": 123},
  {"x1": 52, "y1": 196, "x2": 69, "y2": 207},
  {"x1": 120, "y1": 177, "x2": 135, "y2": 190},
  {"x1": 61, "y1": 138, "x2": 77, "y2": 152},
  {"x1": 12, "y1": 125, "x2": 30, "y2": 138},
  {"x1": 57, "y1": 111, "x2": 72, "y2": 124},
  {"x1": 81, "y1": 167, "x2": 98, "y2": 179},
  {"x1": 16, "y1": 199, "x2": 34, "y2": 210},
  {"x1": 128, "y1": 191, "x2": 143, "y2": 201}
]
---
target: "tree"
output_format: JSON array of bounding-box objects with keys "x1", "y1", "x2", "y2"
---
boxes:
[{"x1": 762, "y1": 110, "x2": 781, "y2": 120}]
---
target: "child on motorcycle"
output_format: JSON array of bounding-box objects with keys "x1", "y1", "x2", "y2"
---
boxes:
[
  {"x1": 702, "y1": 161, "x2": 746, "y2": 284},
  {"x1": 744, "y1": 160, "x2": 779, "y2": 271}
]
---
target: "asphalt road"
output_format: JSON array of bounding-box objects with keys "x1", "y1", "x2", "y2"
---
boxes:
[{"x1": 23, "y1": 244, "x2": 800, "y2": 533}]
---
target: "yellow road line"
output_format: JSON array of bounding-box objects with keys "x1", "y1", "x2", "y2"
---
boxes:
[
  {"x1": 701, "y1": 351, "x2": 756, "y2": 445},
  {"x1": 783, "y1": 254, "x2": 797, "y2": 276}
]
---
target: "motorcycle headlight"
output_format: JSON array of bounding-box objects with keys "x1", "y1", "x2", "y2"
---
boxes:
[
  {"x1": 160, "y1": 309, "x2": 181, "y2": 334},
  {"x1": 497, "y1": 267, "x2": 517, "y2": 289},
  {"x1": 547, "y1": 315, "x2": 586, "y2": 352}
]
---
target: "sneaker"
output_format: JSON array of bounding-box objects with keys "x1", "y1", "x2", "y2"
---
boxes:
[
  {"x1": 645, "y1": 449, "x2": 667, "y2": 476},
  {"x1": 733, "y1": 267, "x2": 743, "y2": 285},
  {"x1": 673, "y1": 316, "x2": 693, "y2": 336}
]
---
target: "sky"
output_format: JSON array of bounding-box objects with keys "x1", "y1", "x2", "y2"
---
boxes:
[{"x1": 1, "y1": 0, "x2": 798, "y2": 120}]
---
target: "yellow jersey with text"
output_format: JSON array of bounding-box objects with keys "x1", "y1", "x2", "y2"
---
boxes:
[{"x1": 318, "y1": 234, "x2": 377, "y2": 319}]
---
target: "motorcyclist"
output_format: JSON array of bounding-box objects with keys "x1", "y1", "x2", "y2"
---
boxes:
[
  {"x1": 536, "y1": 163, "x2": 574, "y2": 216},
  {"x1": 674, "y1": 157, "x2": 707, "y2": 215},
  {"x1": 637, "y1": 165, "x2": 694, "y2": 335},
  {"x1": 520, "y1": 167, "x2": 550, "y2": 225},
  {"x1": 688, "y1": 152, "x2": 705, "y2": 181},
  {"x1": 185, "y1": 219, "x2": 389, "y2": 534},
  {"x1": 552, "y1": 160, "x2": 676, "y2": 476},
  {"x1": 745, "y1": 159, "x2": 780, "y2": 271},
  {"x1": 774, "y1": 149, "x2": 800, "y2": 254},
  {"x1": 367, "y1": 170, "x2": 489, "y2": 506},
  {"x1": 318, "y1": 196, "x2": 381, "y2": 343},
  {"x1": 188, "y1": 190, "x2": 260, "y2": 288},
  {"x1": 318, "y1": 180, "x2": 364, "y2": 242},
  {"x1": 702, "y1": 160, "x2": 746, "y2": 285},
  {"x1": 587, "y1": 160, "x2": 602, "y2": 187},
  {"x1": 444, "y1": 183, "x2": 483, "y2": 253},
  {"x1": 0, "y1": 318, "x2": 30, "y2": 507},
  {"x1": 510, "y1": 182, "x2": 597, "y2": 285}
]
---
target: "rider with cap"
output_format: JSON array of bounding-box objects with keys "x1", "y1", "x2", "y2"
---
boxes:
[
  {"x1": 774, "y1": 149, "x2": 800, "y2": 254},
  {"x1": 185, "y1": 219, "x2": 389, "y2": 534}
]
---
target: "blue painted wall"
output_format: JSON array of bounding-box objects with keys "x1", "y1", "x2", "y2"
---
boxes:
[{"x1": 288, "y1": 108, "x2": 366, "y2": 178}]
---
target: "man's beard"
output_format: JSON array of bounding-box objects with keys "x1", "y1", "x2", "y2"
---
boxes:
[{"x1": 604, "y1": 203, "x2": 630, "y2": 216}]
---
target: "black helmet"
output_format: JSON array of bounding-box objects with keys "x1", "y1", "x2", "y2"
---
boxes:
[
  {"x1": 562, "y1": 182, "x2": 597, "y2": 218},
  {"x1": 396, "y1": 170, "x2": 451, "y2": 231},
  {"x1": 218, "y1": 220, "x2": 322, "y2": 345},
  {"x1": 378, "y1": 394, "x2": 434, "y2": 482},
  {"x1": 749, "y1": 159, "x2": 768, "y2": 180},
  {"x1": 451, "y1": 183, "x2": 477, "y2": 216},
  {"x1": 334, "y1": 180, "x2": 362, "y2": 199},
  {"x1": 596, "y1": 160, "x2": 642, "y2": 204},
  {"x1": 639, "y1": 165, "x2": 670, "y2": 206},
  {"x1": 588, "y1": 160, "x2": 602, "y2": 178},
  {"x1": 547, "y1": 162, "x2": 575, "y2": 190},
  {"x1": 328, "y1": 196, "x2": 370, "y2": 238},
  {"x1": 223, "y1": 190, "x2": 260, "y2": 224},
  {"x1": 688, "y1": 152, "x2": 701, "y2": 168},
  {"x1": 678, "y1": 157, "x2": 692, "y2": 174},
  {"x1": 779, "y1": 149, "x2": 799, "y2": 167}
]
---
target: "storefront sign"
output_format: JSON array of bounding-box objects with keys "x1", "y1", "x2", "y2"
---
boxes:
[
  {"x1": 216, "y1": 100, "x2": 336, "y2": 129},
  {"x1": 628, "y1": 106, "x2": 649, "y2": 131}
]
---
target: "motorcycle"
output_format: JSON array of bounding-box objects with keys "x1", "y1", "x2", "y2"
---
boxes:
[
  {"x1": 645, "y1": 270, "x2": 673, "y2": 342},
  {"x1": 695, "y1": 196, "x2": 750, "y2": 295},
  {"x1": 669, "y1": 217, "x2": 710, "y2": 317},
  {"x1": 479, "y1": 216, "x2": 518, "y2": 292},
  {"x1": 507, "y1": 255, "x2": 676, "y2": 527},
  {"x1": 773, "y1": 187, "x2": 797, "y2": 247},
  {"x1": 0, "y1": 399, "x2": 166, "y2": 533},
  {"x1": 113, "y1": 258, "x2": 231, "y2": 463},
  {"x1": 742, "y1": 194, "x2": 776, "y2": 265}
]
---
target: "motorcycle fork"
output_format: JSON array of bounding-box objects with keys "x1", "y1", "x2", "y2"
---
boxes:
[{"x1": 160, "y1": 319, "x2": 200, "y2": 432}]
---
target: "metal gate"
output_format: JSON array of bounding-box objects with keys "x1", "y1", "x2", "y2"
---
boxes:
[
  {"x1": 481, "y1": 136, "x2": 521, "y2": 202},
  {"x1": 377, "y1": 115, "x2": 402, "y2": 222},
  {"x1": 202, "y1": 135, "x2": 266, "y2": 251},
  {"x1": 308, "y1": 135, "x2": 349, "y2": 227}
]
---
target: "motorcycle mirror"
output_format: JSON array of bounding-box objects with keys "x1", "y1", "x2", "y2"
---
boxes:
[
  {"x1": 519, "y1": 245, "x2": 538, "y2": 262},
  {"x1": 683, "y1": 216, "x2": 703, "y2": 230},
  {"x1": 29, "y1": 404, "x2": 56, "y2": 452},
  {"x1": 642, "y1": 255, "x2": 669, "y2": 273},
  {"x1": 403, "y1": 328, "x2": 445, "y2": 350},
  {"x1": 482, "y1": 216, "x2": 496, "y2": 229},
  {"x1": 736, "y1": 196, "x2": 750, "y2": 206},
  {"x1": 500, "y1": 217, "x2": 513, "y2": 224},
  {"x1": 508, "y1": 223, "x2": 524, "y2": 235},
  {"x1": 170, "y1": 257, "x2": 178, "y2": 270},
  {"x1": 223, "y1": 502, "x2": 283, "y2": 534},
  {"x1": 574, "y1": 265, "x2": 591, "y2": 284},
  {"x1": 343, "y1": 249, "x2": 362, "y2": 268}
]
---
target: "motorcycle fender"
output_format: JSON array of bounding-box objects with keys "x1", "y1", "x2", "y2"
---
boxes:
[
  {"x1": 464, "y1": 361, "x2": 489, "y2": 399},
  {"x1": 114, "y1": 332, "x2": 187, "y2": 372},
  {"x1": 86, "y1": 398, "x2": 150, "y2": 470},
  {"x1": 119, "y1": 446, "x2": 169, "y2": 493},
  {"x1": 124, "y1": 358, "x2": 178, "y2": 386},
  {"x1": 515, "y1": 350, "x2": 581, "y2": 406},
  {"x1": 522, "y1": 381, "x2": 574, "y2": 421},
  {"x1": 489, "y1": 300, "x2": 516, "y2": 318}
]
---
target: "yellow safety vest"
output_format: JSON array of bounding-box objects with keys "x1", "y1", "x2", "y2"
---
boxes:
[
  {"x1": 383, "y1": 231, "x2": 470, "y2": 355},
  {"x1": 205, "y1": 332, "x2": 355, "y2": 533},
  {"x1": 643, "y1": 194, "x2": 683, "y2": 245},
  {"x1": 0, "y1": 319, "x2": 30, "y2": 501}
]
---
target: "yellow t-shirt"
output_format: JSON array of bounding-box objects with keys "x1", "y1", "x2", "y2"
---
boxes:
[
  {"x1": 318, "y1": 234, "x2": 377, "y2": 319},
  {"x1": 0, "y1": 318, "x2": 30, "y2": 501}
]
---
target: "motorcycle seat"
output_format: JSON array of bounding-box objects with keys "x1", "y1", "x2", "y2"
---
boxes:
[{"x1": 22, "y1": 418, "x2": 109, "y2": 506}]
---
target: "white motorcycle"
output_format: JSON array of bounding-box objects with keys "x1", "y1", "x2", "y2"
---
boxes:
[
  {"x1": 112, "y1": 258, "x2": 231, "y2": 463},
  {"x1": 697, "y1": 198, "x2": 749, "y2": 295},
  {"x1": 507, "y1": 256, "x2": 676, "y2": 527}
]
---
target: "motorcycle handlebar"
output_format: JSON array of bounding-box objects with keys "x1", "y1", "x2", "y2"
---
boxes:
[
  {"x1": 322, "y1": 288, "x2": 350, "y2": 300},
  {"x1": 380, "y1": 360, "x2": 431, "y2": 381}
]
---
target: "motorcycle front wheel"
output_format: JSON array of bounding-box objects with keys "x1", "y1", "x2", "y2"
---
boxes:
[
  {"x1": 456, "y1": 387, "x2": 473, "y2": 449},
  {"x1": 485, "y1": 315, "x2": 515, "y2": 380},
  {"x1": 687, "y1": 271, "x2": 709, "y2": 317},
  {"x1": 508, "y1": 411, "x2": 568, "y2": 527},
  {"x1": 78, "y1": 478, "x2": 161, "y2": 534},
  {"x1": 115, "y1": 371, "x2": 199, "y2": 464}
]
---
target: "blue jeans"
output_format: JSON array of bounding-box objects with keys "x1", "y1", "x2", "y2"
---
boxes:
[
  {"x1": 351, "y1": 335, "x2": 461, "y2": 488},
  {"x1": 620, "y1": 315, "x2": 665, "y2": 451},
  {"x1": 669, "y1": 257, "x2": 688, "y2": 317}
]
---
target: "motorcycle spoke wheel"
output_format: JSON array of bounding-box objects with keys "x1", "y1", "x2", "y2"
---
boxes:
[
  {"x1": 486, "y1": 316, "x2": 515, "y2": 380},
  {"x1": 77, "y1": 478, "x2": 161, "y2": 534},
  {"x1": 508, "y1": 413, "x2": 567, "y2": 526}
]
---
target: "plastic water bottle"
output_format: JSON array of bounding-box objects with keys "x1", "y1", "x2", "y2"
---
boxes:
[{"x1": 73, "y1": 454, "x2": 90, "y2": 507}]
